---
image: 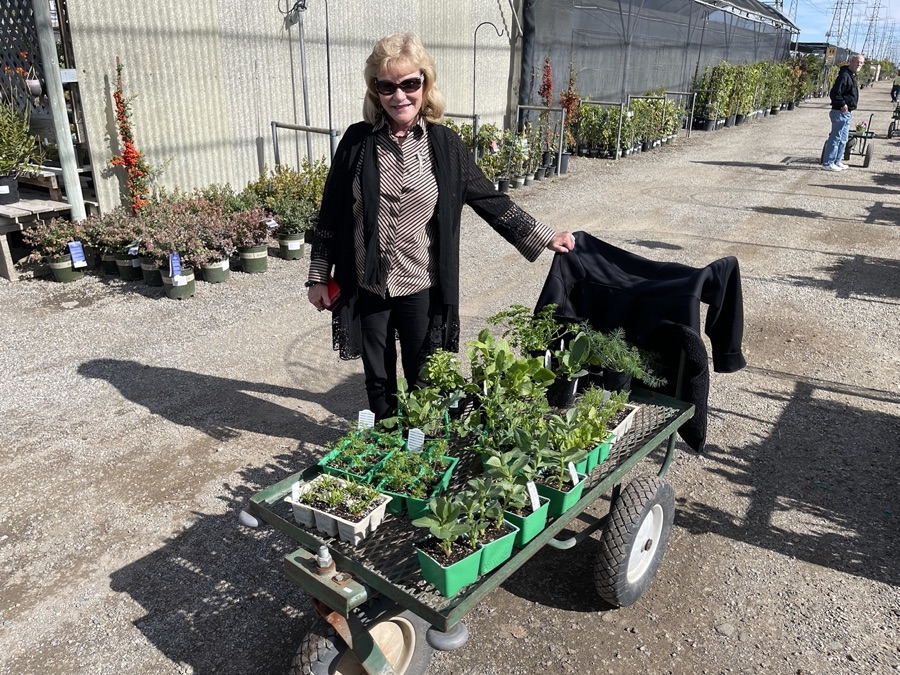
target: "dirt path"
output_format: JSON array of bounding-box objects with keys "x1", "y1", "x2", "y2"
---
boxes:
[{"x1": 1, "y1": 84, "x2": 898, "y2": 675}]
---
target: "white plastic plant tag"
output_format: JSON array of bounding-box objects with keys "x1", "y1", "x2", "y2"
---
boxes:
[
  {"x1": 266, "y1": 219, "x2": 278, "y2": 229},
  {"x1": 357, "y1": 409, "x2": 375, "y2": 430},
  {"x1": 0, "y1": 185, "x2": 8, "y2": 195},
  {"x1": 286, "y1": 240, "x2": 302, "y2": 250},
  {"x1": 407, "y1": 428, "x2": 425, "y2": 453},
  {"x1": 526, "y1": 481, "x2": 541, "y2": 513},
  {"x1": 601, "y1": 389, "x2": 611, "y2": 404},
  {"x1": 172, "y1": 275, "x2": 187, "y2": 287},
  {"x1": 67, "y1": 241, "x2": 87, "y2": 268},
  {"x1": 483, "y1": 380, "x2": 488, "y2": 396},
  {"x1": 220, "y1": 258, "x2": 230, "y2": 271},
  {"x1": 131, "y1": 257, "x2": 141, "y2": 267},
  {"x1": 128, "y1": 244, "x2": 139, "y2": 256},
  {"x1": 567, "y1": 461, "x2": 579, "y2": 486},
  {"x1": 291, "y1": 481, "x2": 300, "y2": 502}
]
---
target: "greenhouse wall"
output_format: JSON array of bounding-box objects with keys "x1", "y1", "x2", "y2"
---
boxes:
[
  {"x1": 527, "y1": 0, "x2": 793, "y2": 105},
  {"x1": 59, "y1": 0, "x2": 518, "y2": 213}
]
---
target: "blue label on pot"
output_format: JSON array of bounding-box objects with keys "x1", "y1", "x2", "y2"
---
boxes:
[
  {"x1": 67, "y1": 241, "x2": 87, "y2": 268},
  {"x1": 169, "y1": 252, "x2": 182, "y2": 278}
]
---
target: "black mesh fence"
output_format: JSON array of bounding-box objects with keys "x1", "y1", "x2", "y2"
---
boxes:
[{"x1": 522, "y1": 0, "x2": 795, "y2": 105}]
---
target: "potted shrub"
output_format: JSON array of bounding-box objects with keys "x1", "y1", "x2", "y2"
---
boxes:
[
  {"x1": 486, "y1": 303, "x2": 570, "y2": 360},
  {"x1": 22, "y1": 217, "x2": 86, "y2": 283},
  {"x1": 229, "y1": 206, "x2": 272, "y2": 273},
  {"x1": 420, "y1": 349, "x2": 468, "y2": 417},
  {"x1": 0, "y1": 96, "x2": 43, "y2": 205},
  {"x1": 412, "y1": 496, "x2": 481, "y2": 598}
]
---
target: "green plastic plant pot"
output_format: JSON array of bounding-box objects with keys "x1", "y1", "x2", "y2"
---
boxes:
[
  {"x1": 415, "y1": 543, "x2": 482, "y2": 598},
  {"x1": 278, "y1": 234, "x2": 305, "y2": 260},
  {"x1": 238, "y1": 244, "x2": 268, "y2": 273},
  {"x1": 505, "y1": 497, "x2": 550, "y2": 548},
  {"x1": 200, "y1": 258, "x2": 230, "y2": 284},
  {"x1": 583, "y1": 444, "x2": 601, "y2": 474},
  {"x1": 100, "y1": 252, "x2": 119, "y2": 275},
  {"x1": 140, "y1": 256, "x2": 163, "y2": 286},
  {"x1": 536, "y1": 474, "x2": 587, "y2": 518},
  {"x1": 478, "y1": 521, "x2": 519, "y2": 575},
  {"x1": 161, "y1": 267, "x2": 195, "y2": 300},
  {"x1": 319, "y1": 447, "x2": 392, "y2": 484},
  {"x1": 378, "y1": 484, "x2": 407, "y2": 516},
  {"x1": 48, "y1": 254, "x2": 84, "y2": 283},
  {"x1": 114, "y1": 253, "x2": 142, "y2": 281},
  {"x1": 596, "y1": 433, "x2": 614, "y2": 467}
]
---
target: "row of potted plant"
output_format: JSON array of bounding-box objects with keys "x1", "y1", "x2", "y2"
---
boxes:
[{"x1": 21, "y1": 159, "x2": 328, "y2": 297}]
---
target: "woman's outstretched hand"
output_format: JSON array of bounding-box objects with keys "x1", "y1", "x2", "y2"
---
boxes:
[{"x1": 547, "y1": 231, "x2": 575, "y2": 253}]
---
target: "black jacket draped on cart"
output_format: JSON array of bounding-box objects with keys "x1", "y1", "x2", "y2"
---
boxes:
[
  {"x1": 311, "y1": 121, "x2": 549, "y2": 360},
  {"x1": 535, "y1": 232, "x2": 747, "y2": 451}
]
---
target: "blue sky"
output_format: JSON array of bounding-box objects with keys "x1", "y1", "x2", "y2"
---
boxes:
[{"x1": 791, "y1": 0, "x2": 897, "y2": 59}]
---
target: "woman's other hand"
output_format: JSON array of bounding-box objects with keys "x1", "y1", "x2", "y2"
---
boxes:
[
  {"x1": 307, "y1": 283, "x2": 332, "y2": 311},
  {"x1": 547, "y1": 231, "x2": 575, "y2": 253}
]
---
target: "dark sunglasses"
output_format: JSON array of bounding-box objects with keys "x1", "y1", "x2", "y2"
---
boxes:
[{"x1": 374, "y1": 75, "x2": 424, "y2": 96}]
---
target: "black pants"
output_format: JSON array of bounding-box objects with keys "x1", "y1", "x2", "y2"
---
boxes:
[
  {"x1": 357, "y1": 287, "x2": 433, "y2": 420},
  {"x1": 892, "y1": 84, "x2": 900, "y2": 101}
]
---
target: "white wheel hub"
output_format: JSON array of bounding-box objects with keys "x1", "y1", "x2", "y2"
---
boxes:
[
  {"x1": 627, "y1": 503, "x2": 664, "y2": 584},
  {"x1": 334, "y1": 616, "x2": 417, "y2": 675}
]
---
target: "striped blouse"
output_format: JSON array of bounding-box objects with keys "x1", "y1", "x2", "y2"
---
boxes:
[{"x1": 308, "y1": 119, "x2": 553, "y2": 296}]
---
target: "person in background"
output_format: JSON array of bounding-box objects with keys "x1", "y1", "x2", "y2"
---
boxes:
[
  {"x1": 306, "y1": 33, "x2": 575, "y2": 420},
  {"x1": 821, "y1": 54, "x2": 864, "y2": 172},
  {"x1": 891, "y1": 69, "x2": 900, "y2": 102}
]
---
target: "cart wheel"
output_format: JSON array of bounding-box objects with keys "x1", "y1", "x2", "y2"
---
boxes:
[
  {"x1": 290, "y1": 599, "x2": 433, "y2": 675},
  {"x1": 593, "y1": 476, "x2": 674, "y2": 608},
  {"x1": 820, "y1": 143, "x2": 826, "y2": 165},
  {"x1": 843, "y1": 142, "x2": 853, "y2": 161},
  {"x1": 888, "y1": 122, "x2": 895, "y2": 138},
  {"x1": 864, "y1": 142, "x2": 873, "y2": 168}
]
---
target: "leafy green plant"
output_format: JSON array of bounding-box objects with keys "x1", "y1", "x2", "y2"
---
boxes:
[
  {"x1": 487, "y1": 303, "x2": 569, "y2": 355},
  {"x1": 552, "y1": 332, "x2": 591, "y2": 380},
  {"x1": 412, "y1": 496, "x2": 470, "y2": 558},
  {"x1": 420, "y1": 350, "x2": 466, "y2": 396},
  {"x1": 580, "y1": 325, "x2": 666, "y2": 388},
  {"x1": 0, "y1": 99, "x2": 42, "y2": 178}
]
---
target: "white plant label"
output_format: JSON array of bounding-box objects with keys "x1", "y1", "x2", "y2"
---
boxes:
[
  {"x1": 172, "y1": 275, "x2": 187, "y2": 287},
  {"x1": 526, "y1": 481, "x2": 540, "y2": 512},
  {"x1": 0, "y1": 185, "x2": 9, "y2": 195},
  {"x1": 266, "y1": 219, "x2": 278, "y2": 229},
  {"x1": 220, "y1": 259, "x2": 230, "y2": 270},
  {"x1": 286, "y1": 240, "x2": 302, "y2": 250},
  {"x1": 567, "y1": 461, "x2": 579, "y2": 486},
  {"x1": 407, "y1": 428, "x2": 425, "y2": 452},
  {"x1": 291, "y1": 482, "x2": 300, "y2": 502},
  {"x1": 131, "y1": 258, "x2": 141, "y2": 267},
  {"x1": 357, "y1": 409, "x2": 375, "y2": 429},
  {"x1": 601, "y1": 389, "x2": 611, "y2": 404}
]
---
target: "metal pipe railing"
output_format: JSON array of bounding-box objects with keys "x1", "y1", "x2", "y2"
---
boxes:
[{"x1": 271, "y1": 121, "x2": 341, "y2": 166}]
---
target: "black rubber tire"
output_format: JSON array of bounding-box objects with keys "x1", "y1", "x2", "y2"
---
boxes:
[
  {"x1": 290, "y1": 598, "x2": 433, "y2": 675},
  {"x1": 864, "y1": 142, "x2": 873, "y2": 168},
  {"x1": 593, "y1": 476, "x2": 675, "y2": 608},
  {"x1": 843, "y1": 142, "x2": 853, "y2": 161},
  {"x1": 820, "y1": 143, "x2": 826, "y2": 165},
  {"x1": 888, "y1": 122, "x2": 895, "y2": 139}
]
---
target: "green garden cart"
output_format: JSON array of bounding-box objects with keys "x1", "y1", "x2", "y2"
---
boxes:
[
  {"x1": 821, "y1": 113, "x2": 875, "y2": 168},
  {"x1": 241, "y1": 390, "x2": 694, "y2": 675}
]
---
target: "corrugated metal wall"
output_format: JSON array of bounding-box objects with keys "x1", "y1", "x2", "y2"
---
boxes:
[{"x1": 65, "y1": 0, "x2": 519, "y2": 213}]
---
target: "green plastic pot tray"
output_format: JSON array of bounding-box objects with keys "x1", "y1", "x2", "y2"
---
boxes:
[{"x1": 377, "y1": 455, "x2": 459, "y2": 518}]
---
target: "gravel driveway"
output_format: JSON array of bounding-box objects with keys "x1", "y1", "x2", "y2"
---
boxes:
[{"x1": 1, "y1": 83, "x2": 898, "y2": 675}]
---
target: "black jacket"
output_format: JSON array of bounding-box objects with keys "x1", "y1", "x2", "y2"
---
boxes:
[
  {"x1": 535, "y1": 232, "x2": 746, "y2": 451},
  {"x1": 830, "y1": 65, "x2": 859, "y2": 111},
  {"x1": 312, "y1": 121, "x2": 547, "y2": 359}
]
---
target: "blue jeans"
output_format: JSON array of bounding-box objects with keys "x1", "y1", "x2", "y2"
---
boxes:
[{"x1": 823, "y1": 110, "x2": 851, "y2": 166}]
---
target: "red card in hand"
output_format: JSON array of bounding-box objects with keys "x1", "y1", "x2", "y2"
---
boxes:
[{"x1": 322, "y1": 278, "x2": 341, "y2": 311}]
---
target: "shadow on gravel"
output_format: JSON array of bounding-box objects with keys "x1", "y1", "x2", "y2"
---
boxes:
[
  {"x1": 689, "y1": 160, "x2": 791, "y2": 171},
  {"x1": 676, "y1": 380, "x2": 900, "y2": 587},
  {"x1": 628, "y1": 240, "x2": 684, "y2": 251},
  {"x1": 749, "y1": 205, "x2": 824, "y2": 220},
  {"x1": 78, "y1": 358, "x2": 365, "y2": 443},
  {"x1": 810, "y1": 183, "x2": 898, "y2": 196},
  {"x1": 864, "y1": 202, "x2": 900, "y2": 226},
  {"x1": 773, "y1": 254, "x2": 900, "y2": 301},
  {"x1": 110, "y1": 456, "x2": 319, "y2": 674},
  {"x1": 870, "y1": 172, "x2": 900, "y2": 188}
]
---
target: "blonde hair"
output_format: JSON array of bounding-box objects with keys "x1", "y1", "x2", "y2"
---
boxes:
[{"x1": 362, "y1": 33, "x2": 445, "y2": 125}]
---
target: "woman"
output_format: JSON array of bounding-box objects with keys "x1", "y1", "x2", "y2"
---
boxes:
[
  {"x1": 306, "y1": 33, "x2": 575, "y2": 420},
  {"x1": 892, "y1": 69, "x2": 900, "y2": 102}
]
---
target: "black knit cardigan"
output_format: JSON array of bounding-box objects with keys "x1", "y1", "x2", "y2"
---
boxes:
[{"x1": 311, "y1": 121, "x2": 546, "y2": 360}]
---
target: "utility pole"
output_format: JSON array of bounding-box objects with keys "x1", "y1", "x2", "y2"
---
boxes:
[{"x1": 862, "y1": 0, "x2": 881, "y2": 56}]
